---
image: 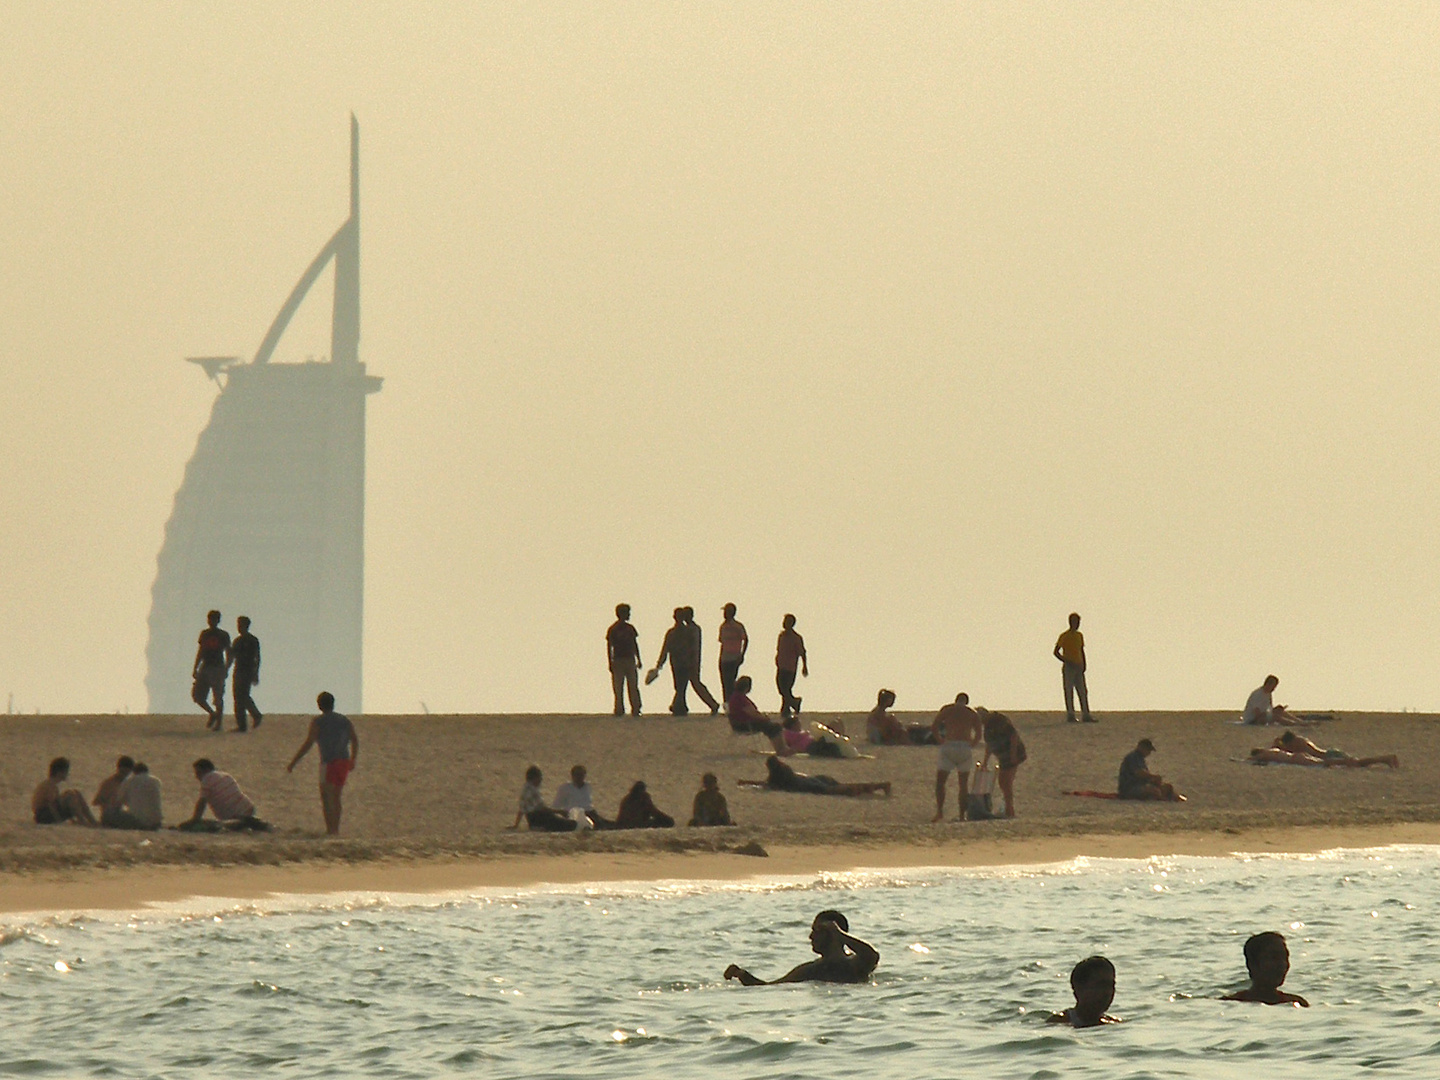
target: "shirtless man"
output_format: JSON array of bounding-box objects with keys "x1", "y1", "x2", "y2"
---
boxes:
[
  {"x1": 1222, "y1": 932, "x2": 1309, "y2": 1006},
  {"x1": 92, "y1": 755, "x2": 134, "y2": 827},
  {"x1": 32, "y1": 758, "x2": 97, "y2": 826},
  {"x1": 1257, "y1": 732, "x2": 1399, "y2": 769},
  {"x1": 192, "y1": 609, "x2": 231, "y2": 730},
  {"x1": 724, "y1": 910, "x2": 879, "y2": 985},
  {"x1": 931, "y1": 692, "x2": 983, "y2": 822},
  {"x1": 1048, "y1": 955, "x2": 1120, "y2": 1027}
]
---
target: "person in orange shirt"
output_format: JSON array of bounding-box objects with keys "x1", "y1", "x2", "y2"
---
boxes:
[
  {"x1": 775, "y1": 614, "x2": 808, "y2": 718},
  {"x1": 1053, "y1": 612, "x2": 1094, "y2": 723}
]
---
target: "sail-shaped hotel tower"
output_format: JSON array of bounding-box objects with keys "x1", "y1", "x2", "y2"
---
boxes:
[{"x1": 145, "y1": 117, "x2": 381, "y2": 713}]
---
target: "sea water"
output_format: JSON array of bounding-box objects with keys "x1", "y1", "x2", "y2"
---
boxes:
[{"x1": 4, "y1": 847, "x2": 1440, "y2": 1079}]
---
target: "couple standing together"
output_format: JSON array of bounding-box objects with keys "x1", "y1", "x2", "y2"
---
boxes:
[{"x1": 606, "y1": 605, "x2": 807, "y2": 718}]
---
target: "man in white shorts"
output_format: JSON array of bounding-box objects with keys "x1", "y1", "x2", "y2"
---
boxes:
[{"x1": 931, "y1": 692, "x2": 984, "y2": 822}]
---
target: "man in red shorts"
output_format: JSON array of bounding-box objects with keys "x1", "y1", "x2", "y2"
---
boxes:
[{"x1": 286, "y1": 691, "x2": 359, "y2": 835}]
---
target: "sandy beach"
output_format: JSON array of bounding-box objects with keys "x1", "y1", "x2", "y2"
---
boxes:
[{"x1": 3, "y1": 708, "x2": 1435, "y2": 912}]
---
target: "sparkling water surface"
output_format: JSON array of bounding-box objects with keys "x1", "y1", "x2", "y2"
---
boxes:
[{"x1": 5, "y1": 847, "x2": 1440, "y2": 1079}]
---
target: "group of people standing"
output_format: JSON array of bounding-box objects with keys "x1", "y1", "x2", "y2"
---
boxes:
[
  {"x1": 605, "y1": 604, "x2": 807, "y2": 719},
  {"x1": 192, "y1": 609, "x2": 263, "y2": 732}
]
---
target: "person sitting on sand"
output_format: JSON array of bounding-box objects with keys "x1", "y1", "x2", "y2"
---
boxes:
[
  {"x1": 981, "y1": 710, "x2": 1027, "y2": 819},
  {"x1": 724, "y1": 910, "x2": 879, "y2": 985},
  {"x1": 866, "y1": 689, "x2": 905, "y2": 744},
  {"x1": 553, "y1": 764, "x2": 613, "y2": 829},
  {"x1": 689, "y1": 772, "x2": 733, "y2": 826},
  {"x1": 1117, "y1": 739, "x2": 1185, "y2": 801},
  {"x1": 739, "y1": 754, "x2": 891, "y2": 797},
  {"x1": 511, "y1": 765, "x2": 578, "y2": 832},
  {"x1": 32, "y1": 757, "x2": 97, "y2": 826},
  {"x1": 1048, "y1": 955, "x2": 1119, "y2": 1027},
  {"x1": 1242, "y1": 675, "x2": 1306, "y2": 726},
  {"x1": 614, "y1": 781, "x2": 675, "y2": 829},
  {"x1": 177, "y1": 759, "x2": 269, "y2": 831},
  {"x1": 115, "y1": 762, "x2": 163, "y2": 830},
  {"x1": 93, "y1": 755, "x2": 135, "y2": 827},
  {"x1": 1222, "y1": 932, "x2": 1309, "y2": 1006},
  {"x1": 727, "y1": 676, "x2": 783, "y2": 741},
  {"x1": 1270, "y1": 730, "x2": 1399, "y2": 769}
]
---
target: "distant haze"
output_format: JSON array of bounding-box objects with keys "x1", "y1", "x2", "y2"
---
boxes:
[{"x1": 4, "y1": 3, "x2": 1440, "y2": 715}]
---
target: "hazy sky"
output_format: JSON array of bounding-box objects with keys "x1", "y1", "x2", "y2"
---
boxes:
[{"x1": 5, "y1": 3, "x2": 1440, "y2": 715}]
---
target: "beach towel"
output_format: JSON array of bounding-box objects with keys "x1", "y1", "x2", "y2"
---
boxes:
[{"x1": 1064, "y1": 790, "x2": 1119, "y2": 799}]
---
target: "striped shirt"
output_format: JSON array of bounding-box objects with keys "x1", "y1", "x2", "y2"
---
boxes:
[{"x1": 200, "y1": 770, "x2": 255, "y2": 820}]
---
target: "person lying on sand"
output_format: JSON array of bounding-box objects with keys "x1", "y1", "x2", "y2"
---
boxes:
[
  {"x1": 1270, "y1": 730, "x2": 1399, "y2": 769},
  {"x1": 726, "y1": 676, "x2": 783, "y2": 743},
  {"x1": 32, "y1": 757, "x2": 97, "y2": 826},
  {"x1": 724, "y1": 910, "x2": 879, "y2": 985},
  {"x1": 1242, "y1": 675, "x2": 1308, "y2": 725},
  {"x1": 510, "y1": 765, "x2": 577, "y2": 832},
  {"x1": 1048, "y1": 955, "x2": 1120, "y2": 1027},
  {"x1": 176, "y1": 758, "x2": 270, "y2": 832},
  {"x1": 614, "y1": 781, "x2": 674, "y2": 829},
  {"x1": 688, "y1": 772, "x2": 733, "y2": 826},
  {"x1": 1118, "y1": 739, "x2": 1186, "y2": 801},
  {"x1": 738, "y1": 755, "x2": 891, "y2": 797},
  {"x1": 1222, "y1": 932, "x2": 1309, "y2": 1006}
]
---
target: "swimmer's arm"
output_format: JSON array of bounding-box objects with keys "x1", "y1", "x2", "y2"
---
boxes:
[
  {"x1": 724, "y1": 964, "x2": 770, "y2": 986},
  {"x1": 837, "y1": 932, "x2": 879, "y2": 975},
  {"x1": 773, "y1": 960, "x2": 822, "y2": 984}
]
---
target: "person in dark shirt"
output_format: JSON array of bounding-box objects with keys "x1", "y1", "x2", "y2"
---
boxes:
[
  {"x1": 689, "y1": 772, "x2": 733, "y2": 826},
  {"x1": 743, "y1": 755, "x2": 891, "y2": 798},
  {"x1": 653, "y1": 608, "x2": 720, "y2": 716},
  {"x1": 614, "y1": 781, "x2": 675, "y2": 829},
  {"x1": 1048, "y1": 955, "x2": 1120, "y2": 1026},
  {"x1": 1222, "y1": 932, "x2": 1309, "y2": 1006},
  {"x1": 774, "y1": 614, "x2": 808, "y2": 718},
  {"x1": 286, "y1": 691, "x2": 359, "y2": 835},
  {"x1": 192, "y1": 609, "x2": 231, "y2": 730},
  {"x1": 1117, "y1": 739, "x2": 1184, "y2": 801},
  {"x1": 606, "y1": 604, "x2": 643, "y2": 716},
  {"x1": 230, "y1": 616, "x2": 262, "y2": 732},
  {"x1": 724, "y1": 910, "x2": 879, "y2": 985}
]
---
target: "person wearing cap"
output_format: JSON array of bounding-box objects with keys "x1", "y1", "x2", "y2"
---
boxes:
[{"x1": 1117, "y1": 739, "x2": 1184, "y2": 801}]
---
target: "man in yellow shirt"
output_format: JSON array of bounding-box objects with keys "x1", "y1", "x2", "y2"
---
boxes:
[{"x1": 1053, "y1": 612, "x2": 1094, "y2": 723}]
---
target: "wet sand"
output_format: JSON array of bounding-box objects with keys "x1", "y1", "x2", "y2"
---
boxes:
[{"x1": 1, "y1": 708, "x2": 1433, "y2": 912}]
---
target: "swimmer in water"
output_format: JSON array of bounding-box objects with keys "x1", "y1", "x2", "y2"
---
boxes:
[
  {"x1": 723, "y1": 910, "x2": 879, "y2": 985},
  {"x1": 1048, "y1": 955, "x2": 1120, "y2": 1027},
  {"x1": 1222, "y1": 931, "x2": 1309, "y2": 1006}
]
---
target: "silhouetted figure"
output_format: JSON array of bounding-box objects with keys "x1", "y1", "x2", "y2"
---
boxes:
[
  {"x1": 606, "y1": 603, "x2": 643, "y2": 716},
  {"x1": 92, "y1": 755, "x2": 135, "y2": 827},
  {"x1": 724, "y1": 910, "x2": 879, "y2": 985},
  {"x1": 192, "y1": 609, "x2": 231, "y2": 730},
  {"x1": 775, "y1": 613, "x2": 807, "y2": 718},
  {"x1": 741, "y1": 754, "x2": 891, "y2": 797},
  {"x1": 981, "y1": 710, "x2": 1028, "y2": 819},
  {"x1": 31, "y1": 757, "x2": 97, "y2": 826},
  {"x1": 726, "y1": 675, "x2": 783, "y2": 743},
  {"x1": 615, "y1": 781, "x2": 675, "y2": 829},
  {"x1": 689, "y1": 772, "x2": 733, "y2": 826},
  {"x1": 1049, "y1": 956, "x2": 1120, "y2": 1026},
  {"x1": 1054, "y1": 612, "x2": 1094, "y2": 723},
  {"x1": 511, "y1": 765, "x2": 577, "y2": 832},
  {"x1": 1118, "y1": 738, "x2": 1185, "y2": 801},
  {"x1": 1222, "y1": 932, "x2": 1309, "y2": 1006},
  {"x1": 654, "y1": 608, "x2": 720, "y2": 716},
  {"x1": 230, "y1": 615, "x2": 263, "y2": 732},
  {"x1": 717, "y1": 603, "x2": 749, "y2": 702},
  {"x1": 287, "y1": 691, "x2": 359, "y2": 835},
  {"x1": 932, "y1": 692, "x2": 983, "y2": 822},
  {"x1": 178, "y1": 758, "x2": 269, "y2": 831}
]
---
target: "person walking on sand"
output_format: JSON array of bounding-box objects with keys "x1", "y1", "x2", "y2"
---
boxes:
[
  {"x1": 931, "y1": 693, "x2": 984, "y2": 821},
  {"x1": 680, "y1": 607, "x2": 721, "y2": 715},
  {"x1": 718, "y1": 603, "x2": 749, "y2": 703},
  {"x1": 230, "y1": 616, "x2": 262, "y2": 732},
  {"x1": 652, "y1": 608, "x2": 719, "y2": 716},
  {"x1": 606, "y1": 604, "x2": 643, "y2": 716},
  {"x1": 1054, "y1": 612, "x2": 1094, "y2": 723},
  {"x1": 775, "y1": 614, "x2": 807, "y2": 718},
  {"x1": 192, "y1": 609, "x2": 232, "y2": 730},
  {"x1": 286, "y1": 691, "x2": 359, "y2": 835}
]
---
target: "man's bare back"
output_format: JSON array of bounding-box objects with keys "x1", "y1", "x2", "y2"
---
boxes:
[{"x1": 933, "y1": 700, "x2": 982, "y2": 745}]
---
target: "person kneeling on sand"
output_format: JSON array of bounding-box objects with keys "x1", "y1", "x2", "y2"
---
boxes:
[
  {"x1": 1048, "y1": 956, "x2": 1120, "y2": 1027},
  {"x1": 724, "y1": 910, "x2": 879, "y2": 985},
  {"x1": 1269, "y1": 730, "x2": 1398, "y2": 769},
  {"x1": 115, "y1": 762, "x2": 163, "y2": 830},
  {"x1": 689, "y1": 772, "x2": 733, "y2": 826},
  {"x1": 1222, "y1": 932, "x2": 1309, "y2": 1006},
  {"x1": 32, "y1": 757, "x2": 97, "y2": 826},
  {"x1": 93, "y1": 755, "x2": 135, "y2": 827},
  {"x1": 727, "y1": 676, "x2": 783, "y2": 744},
  {"x1": 511, "y1": 765, "x2": 578, "y2": 832},
  {"x1": 614, "y1": 781, "x2": 675, "y2": 829},
  {"x1": 1118, "y1": 739, "x2": 1185, "y2": 801},
  {"x1": 177, "y1": 759, "x2": 270, "y2": 832},
  {"x1": 740, "y1": 755, "x2": 891, "y2": 797}
]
